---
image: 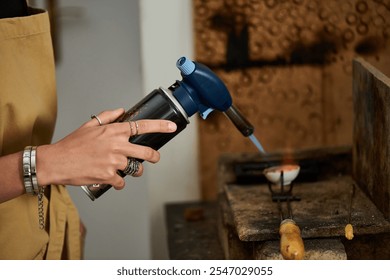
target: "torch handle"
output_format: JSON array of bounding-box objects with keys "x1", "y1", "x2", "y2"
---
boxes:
[{"x1": 279, "y1": 219, "x2": 305, "y2": 260}]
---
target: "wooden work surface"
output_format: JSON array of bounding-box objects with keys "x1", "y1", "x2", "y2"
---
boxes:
[{"x1": 224, "y1": 175, "x2": 390, "y2": 242}]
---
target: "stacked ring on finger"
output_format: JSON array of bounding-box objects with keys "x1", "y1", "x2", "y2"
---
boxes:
[
  {"x1": 134, "y1": 121, "x2": 139, "y2": 135},
  {"x1": 128, "y1": 121, "x2": 139, "y2": 137},
  {"x1": 123, "y1": 157, "x2": 140, "y2": 176}
]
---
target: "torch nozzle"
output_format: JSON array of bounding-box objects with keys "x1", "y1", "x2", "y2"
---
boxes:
[{"x1": 224, "y1": 106, "x2": 254, "y2": 137}]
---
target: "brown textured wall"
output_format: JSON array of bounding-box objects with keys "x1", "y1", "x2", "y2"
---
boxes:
[{"x1": 193, "y1": 0, "x2": 390, "y2": 200}]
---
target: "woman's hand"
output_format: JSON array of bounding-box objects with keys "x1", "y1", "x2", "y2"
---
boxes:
[{"x1": 36, "y1": 108, "x2": 177, "y2": 189}]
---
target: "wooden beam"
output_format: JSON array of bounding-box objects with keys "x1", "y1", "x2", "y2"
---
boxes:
[{"x1": 352, "y1": 58, "x2": 390, "y2": 219}]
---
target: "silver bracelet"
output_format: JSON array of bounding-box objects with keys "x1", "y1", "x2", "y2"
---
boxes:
[
  {"x1": 22, "y1": 146, "x2": 34, "y2": 195},
  {"x1": 30, "y1": 146, "x2": 39, "y2": 194},
  {"x1": 22, "y1": 146, "x2": 40, "y2": 195}
]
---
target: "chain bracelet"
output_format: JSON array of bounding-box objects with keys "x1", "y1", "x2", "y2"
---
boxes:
[
  {"x1": 23, "y1": 146, "x2": 45, "y2": 229},
  {"x1": 38, "y1": 187, "x2": 45, "y2": 230}
]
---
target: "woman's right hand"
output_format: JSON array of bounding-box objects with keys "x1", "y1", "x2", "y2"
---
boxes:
[{"x1": 36, "y1": 108, "x2": 177, "y2": 190}]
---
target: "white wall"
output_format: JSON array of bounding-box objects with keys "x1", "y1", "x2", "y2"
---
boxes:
[
  {"x1": 50, "y1": 0, "x2": 197, "y2": 259},
  {"x1": 139, "y1": 0, "x2": 198, "y2": 260}
]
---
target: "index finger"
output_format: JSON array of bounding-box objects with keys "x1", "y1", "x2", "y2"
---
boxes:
[{"x1": 129, "y1": 120, "x2": 177, "y2": 136}]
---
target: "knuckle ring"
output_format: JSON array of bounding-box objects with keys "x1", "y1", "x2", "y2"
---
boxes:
[
  {"x1": 91, "y1": 114, "x2": 103, "y2": 126},
  {"x1": 123, "y1": 157, "x2": 140, "y2": 176}
]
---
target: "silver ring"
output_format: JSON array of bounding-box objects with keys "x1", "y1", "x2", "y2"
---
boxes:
[
  {"x1": 91, "y1": 114, "x2": 103, "y2": 126},
  {"x1": 123, "y1": 158, "x2": 140, "y2": 176}
]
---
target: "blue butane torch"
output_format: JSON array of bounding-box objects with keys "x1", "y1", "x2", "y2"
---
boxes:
[{"x1": 82, "y1": 56, "x2": 261, "y2": 200}]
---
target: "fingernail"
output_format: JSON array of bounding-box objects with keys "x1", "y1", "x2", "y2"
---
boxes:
[{"x1": 168, "y1": 122, "x2": 177, "y2": 131}]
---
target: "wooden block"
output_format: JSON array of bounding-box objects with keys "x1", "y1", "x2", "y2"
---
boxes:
[
  {"x1": 224, "y1": 177, "x2": 390, "y2": 241},
  {"x1": 254, "y1": 239, "x2": 347, "y2": 260},
  {"x1": 342, "y1": 233, "x2": 390, "y2": 259},
  {"x1": 352, "y1": 58, "x2": 390, "y2": 219},
  {"x1": 217, "y1": 193, "x2": 253, "y2": 259}
]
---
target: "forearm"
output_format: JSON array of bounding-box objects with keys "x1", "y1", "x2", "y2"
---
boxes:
[{"x1": 0, "y1": 151, "x2": 25, "y2": 203}]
